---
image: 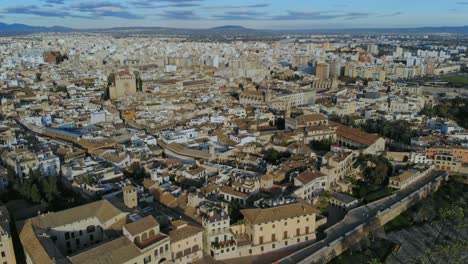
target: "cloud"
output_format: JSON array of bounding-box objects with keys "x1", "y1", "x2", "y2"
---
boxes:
[
  {"x1": 212, "y1": 10, "x2": 266, "y2": 20},
  {"x1": 204, "y1": 4, "x2": 270, "y2": 9},
  {"x1": 344, "y1": 12, "x2": 372, "y2": 20},
  {"x1": 1, "y1": 5, "x2": 70, "y2": 17},
  {"x1": 157, "y1": 9, "x2": 200, "y2": 19},
  {"x1": 379, "y1": 12, "x2": 403, "y2": 17},
  {"x1": 129, "y1": 0, "x2": 201, "y2": 8},
  {"x1": 274, "y1": 10, "x2": 342, "y2": 20},
  {"x1": 71, "y1": 1, "x2": 143, "y2": 19},
  {"x1": 45, "y1": 0, "x2": 65, "y2": 4}
]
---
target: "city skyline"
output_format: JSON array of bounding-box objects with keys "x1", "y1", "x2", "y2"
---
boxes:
[{"x1": 0, "y1": 0, "x2": 468, "y2": 30}]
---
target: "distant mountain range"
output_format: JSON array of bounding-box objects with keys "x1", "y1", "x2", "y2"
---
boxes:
[
  {"x1": 0, "y1": 22, "x2": 72, "y2": 34},
  {"x1": 0, "y1": 22, "x2": 467, "y2": 36}
]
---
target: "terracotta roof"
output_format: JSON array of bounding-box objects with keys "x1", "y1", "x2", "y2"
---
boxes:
[
  {"x1": 169, "y1": 222, "x2": 204, "y2": 243},
  {"x1": 332, "y1": 121, "x2": 381, "y2": 146},
  {"x1": 219, "y1": 186, "x2": 249, "y2": 199},
  {"x1": 124, "y1": 216, "x2": 159, "y2": 236},
  {"x1": 69, "y1": 236, "x2": 141, "y2": 264},
  {"x1": 296, "y1": 169, "x2": 326, "y2": 185},
  {"x1": 299, "y1": 113, "x2": 327, "y2": 123},
  {"x1": 390, "y1": 171, "x2": 415, "y2": 182},
  {"x1": 19, "y1": 221, "x2": 60, "y2": 264},
  {"x1": 31, "y1": 200, "x2": 124, "y2": 229},
  {"x1": 241, "y1": 203, "x2": 319, "y2": 225}
]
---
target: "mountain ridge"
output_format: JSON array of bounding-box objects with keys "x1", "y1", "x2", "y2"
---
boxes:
[{"x1": 1, "y1": 22, "x2": 467, "y2": 35}]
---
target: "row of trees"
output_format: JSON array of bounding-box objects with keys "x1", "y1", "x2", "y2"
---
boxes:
[
  {"x1": 421, "y1": 97, "x2": 468, "y2": 129},
  {"x1": 5, "y1": 167, "x2": 61, "y2": 207},
  {"x1": 330, "y1": 114, "x2": 418, "y2": 146}
]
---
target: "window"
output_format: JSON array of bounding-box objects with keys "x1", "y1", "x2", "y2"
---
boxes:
[
  {"x1": 259, "y1": 236, "x2": 263, "y2": 244},
  {"x1": 1, "y1": 252, "x2": 5, "y2": 257},
  {"x1": 260, "y1": 246, "x2": 264, "y2": 252},
  {"x1": 65, "y1": 232, "x2": 70, "y2": 240},
  {"x1": 271, "y1": 234, "x2": 276, "y2": 241},
  {"x1": 272, "y1": 244, "x2": 276, "y2": 249},
  {"x1": 284, "y1": 221, "x2": 287, "y2": 226},
  {"x1": 87, "y1": 226, "x2": 95, "y2": 233},
  {"x1": 260, "y1": 226, "x2": 263, "y2": 231},
  {"x1": 305, "y1": 227, "x2": 309, "y2": 234},
  {"x1": 296, "y1": 228, "x2": 300, "y2": 236},
  {"x1": 79, "y1": 230, "x2": 83, "y2": 236},
  {"x1": 272, "y1": 224, "x2": 275, "y2": 228},
  {"x1": 71, "y1": 232, "x2": 75, "y2": 238},
  {"x1": 90, "y1": 235, "x2": 94, "y2": 241},
  {"x1": 76, "y1": 239, "x2": 80, "y2": 246},
  {"x1": 297, "y1": 219, "x2": 300, "y2": 223},
  {"x1": 165, "y1": 244, "x2": 169, "y2": 251},
  {"x1": 283, "y1": 231, "x2": 288, "y2": 239}
]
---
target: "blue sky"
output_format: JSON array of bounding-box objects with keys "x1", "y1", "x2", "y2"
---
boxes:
[{"x1": 0, "y1": 0, "x2": 467, "y2": 29}]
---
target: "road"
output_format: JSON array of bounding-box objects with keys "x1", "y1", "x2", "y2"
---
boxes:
[{"x1": 278, "y1": 169, "x2": 448, "y2": 264}]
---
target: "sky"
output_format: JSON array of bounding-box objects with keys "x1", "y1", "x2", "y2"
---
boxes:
[{"x1": 0, "y1": 0, "x2": 467, "y2": 30}]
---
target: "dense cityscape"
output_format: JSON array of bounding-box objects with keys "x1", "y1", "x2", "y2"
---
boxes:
[{"x1": 0, "y1": 1, "x2": 468, "y2": 264}]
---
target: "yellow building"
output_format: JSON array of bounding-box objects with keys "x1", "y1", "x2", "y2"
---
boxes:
[
  {"x1": 229, "y1": 203, "x2": 325, "y2": 259},
  {"x1": 169, "y1": 220, "x2": 204, "y2": 264},
  {"x1": 0, "y1": 206, "x2": 16, "y2": 264}
]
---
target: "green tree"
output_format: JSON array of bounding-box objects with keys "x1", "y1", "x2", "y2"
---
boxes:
[
  {"x1": 228, "y1": 200, "x2": 242, "y2": 224},
  {"x1": 263, "y1": 149, "x2": 281, "y2": 164},
  {"x1": 30, "y1": 184, "x2": 42, "y2": 204}
]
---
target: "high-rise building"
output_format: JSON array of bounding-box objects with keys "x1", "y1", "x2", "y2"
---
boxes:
[
  {"x1": 394, "y1": 46, "x2": 403, "y2": 58},
  {"x1": 367, "y1": 44, "x2": 379, "y2": 55},
  {"x1": 315, "y1": 63, "x2": 330, "y2": 81}
]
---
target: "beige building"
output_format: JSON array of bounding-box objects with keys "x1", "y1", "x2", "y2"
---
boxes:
[
  {"x1": 109, "y1": 70, "x2": 137, "y2": 100},
  {"x1": 333, "y1": 122, "x2": 385, "y2": 155},
  {"x1": 229, "y1": 203, "x2": 324, "y2": 259},
  {"x1": 316, "y1": 63, "x2": 330, "y2": 81},
  {"x1": 19, "y1": 200, "x2": 174, "y2": 264},
  {"x1": 0, "y1": 206, "x2": 16, "y2": 264},
  {"x1": 169, "y1": 220, "x2": 204, "y2": 264},
  {"x1": 294, "y1": 169, "x2": 328, "y2": 200},
  {"x1": 285, "y1": 113, "x2": 328, "y2": 130},
  {"x1": 389, "y1": 166, "x2": 436, "y2": 189},
  {"x1": 320, "y1": 150, "x2": 354, "y2": 187}
]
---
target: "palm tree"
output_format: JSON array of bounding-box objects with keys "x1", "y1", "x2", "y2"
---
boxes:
[{"x1": 367, "y1": 258, "x2": 381, "y2": 264}]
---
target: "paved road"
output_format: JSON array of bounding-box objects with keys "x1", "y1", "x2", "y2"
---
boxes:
[{"x1": 278, "y1": 170, "x2": 448, "y2": 264}]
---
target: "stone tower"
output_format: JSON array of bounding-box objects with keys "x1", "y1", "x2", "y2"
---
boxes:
[{"x1": 123, "y1": 185, "x2": 137, "y2": 209}]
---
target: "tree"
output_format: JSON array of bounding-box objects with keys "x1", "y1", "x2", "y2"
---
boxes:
[
  {"x1": 124, "y1": 163, "x2": 149, "y2": 180},
  {"x1": 263, "y1": 149, "x2": 281, "y2": 164},
  {"x1": 228, "y1": 200, "x2": 242, "y2": 224},
  {"x1": 42, "y1": 176, "x2": 59, "y2": 203},
  {"x1": 368, "y1": 259, "x2": 382, "y2": 264},
  {"x1": 30, "y1": 184, "x2": 42, "y2": 204}
]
